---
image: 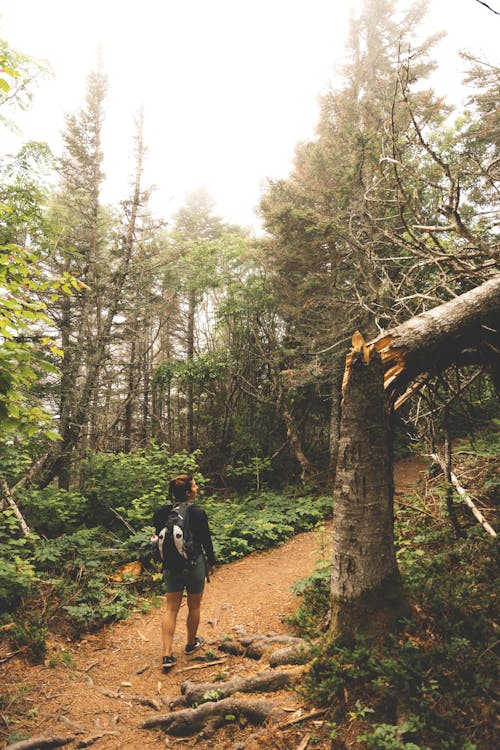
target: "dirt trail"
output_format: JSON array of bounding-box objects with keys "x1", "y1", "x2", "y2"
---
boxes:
[{"x1": 0, "y1": 456, "x2": 426, "y2": 750}]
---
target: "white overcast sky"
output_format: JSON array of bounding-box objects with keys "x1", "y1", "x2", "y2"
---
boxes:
[{"x1": 1, "y1": 0, "x2": 499, "y2": 231}]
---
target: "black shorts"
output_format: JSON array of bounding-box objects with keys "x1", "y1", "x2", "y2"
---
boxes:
[{"x1": 163, "y1": 555, "x2": 206, "y2": 594}]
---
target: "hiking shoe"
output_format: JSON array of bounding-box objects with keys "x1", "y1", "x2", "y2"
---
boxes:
[
  {"x1": 162, "y1": 655, "x2": 177, "y2": 671},
  {"x1": 185, "y1": 636, "x2": 205, "y2": 655}
]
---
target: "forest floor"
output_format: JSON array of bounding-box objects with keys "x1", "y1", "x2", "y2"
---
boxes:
[{"x1": 0, "y1": 456, "x2": 427, "y2": 750}]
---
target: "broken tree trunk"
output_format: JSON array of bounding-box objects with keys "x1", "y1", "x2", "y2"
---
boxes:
[
  {"x1": 330, "y1": 346, "x2": 410, "y2": 637},
  {"x1": 348, "y1": 274, "x2": 500, "y2": 409},
  {"x1": 330, "y1": 276, "x2": 499, "y2": 638}
]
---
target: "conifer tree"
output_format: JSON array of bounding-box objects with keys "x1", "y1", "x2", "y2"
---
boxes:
[{"x1": 259, "y1": 0, "x2": 446, "y2": 475}]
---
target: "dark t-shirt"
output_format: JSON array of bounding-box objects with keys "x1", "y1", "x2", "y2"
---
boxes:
[{"x1": 153, "y1": 503, "x2": 216, "y2": 566}]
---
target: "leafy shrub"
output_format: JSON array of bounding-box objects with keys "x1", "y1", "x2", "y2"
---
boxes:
[
  {"x1": 12, "y1": 611, "x2": 47, "y2": 664},
  {"x1": 21, "y1": 488, "x2": 88, "y2": 536},
  {"x1": 287, "y1": 561, "x2": 331, "y2": 637},
  {"x1": 0, "y1": 509, "x2": 36, "y2": 612},
  {"x1": 292, "y1": 486, "x2": 497, "y2": 750},
  {"x1": 79, "y1": 445, "x2": 203, "y2": 528},
  {"x1": 202, "y1": 489, "x2": 332, "y2": 564}
]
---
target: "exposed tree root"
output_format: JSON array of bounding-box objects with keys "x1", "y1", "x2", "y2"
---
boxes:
[
  {"x1": 139, "y1": 696, "x2": 284, "y2": 735},
  {"x1": 218, "y1": 632, "x2": 310, "y2": 663},
  {"x1": 136, "y1": 632, "x2": 315, "y2": 741},
  {"x1": 74, "y1": 733, "x2": 121, "y2": 748},
  {"x1": 5, "y1": 737, "x2": 75, "y2": 750},
  {"x1": 166, "y1": 667, "x2": 302, "y2": 709},
  {"x1": 269, "y1": 645, "x2": 312, "y2": 667}
]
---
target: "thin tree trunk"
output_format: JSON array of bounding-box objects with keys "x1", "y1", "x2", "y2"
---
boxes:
[
  {"x1": 186, "y1": 288, "x2": 195, "y2": 452},
  {"x1": 443, "y1": 415, "x2": 464, "y2": 537},
  {"x1": 141, "y1": 336, "x2": 151, "y2": 446},
  {"x1": 124, "y1": 337, "x2": 136, "y2": 453},
  {"x1": 57, "y1": 283, "x2": 74, "y2": 490},
  {"x1": 281, "y1": 405, "x2": 314, "y2": 482}
]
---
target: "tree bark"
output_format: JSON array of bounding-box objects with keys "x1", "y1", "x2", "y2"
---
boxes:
[
  {"x1": 330, "y1": 347, "x2": 409, "y2": 637},
  {"x1": 328, "y1": 354, "x2": 346, "y2": 480}
]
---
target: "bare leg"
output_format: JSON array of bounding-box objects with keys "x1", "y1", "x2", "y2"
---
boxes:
[
  {"x1": 186, "y1": 592, "x2": 203, "y2": 645},
  {"x1": 161, "y1": 591, "x2": 183, "y2": 656}
]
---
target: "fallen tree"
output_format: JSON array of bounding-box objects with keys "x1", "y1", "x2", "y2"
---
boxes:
[{"x1": 358, "y1": 274, "x2": 500, "y2": 409}]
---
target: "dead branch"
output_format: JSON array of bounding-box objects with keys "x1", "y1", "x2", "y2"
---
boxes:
[
  {"x1": 0, "y1": 649, "x2": 23, "y2": 664},
  {"x1": 430, "y1": 453, "x2": 497, "y2": 537},
  {"x1": 1, "y1": 479, "x2": 30, "y2": 536},
  {"x1": 296, "y1": 734, "x2": 312, "y2": 750},
  {"x1": 177, "y1": 655, "x2": 227, "y2": 673},
  {"x1": 278, "y1": 707, "x2": 328, "y2": 728},
  {"x1": 139, "y1": 696, "x2": 284, "y2": 735},
  {"x1": 5, "y1": 737, "x2": 75, "y2": 750}
]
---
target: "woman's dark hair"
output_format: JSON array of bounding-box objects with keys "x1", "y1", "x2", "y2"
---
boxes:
[{"x1": 168, "y1": 473, "x2": 193, "y2": 502}]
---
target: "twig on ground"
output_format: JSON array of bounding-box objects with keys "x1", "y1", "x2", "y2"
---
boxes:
[
  {"x1": 278, "y1": 707, "x2": 328, "y2": 728},
  {"x1": 176, "y1": 656, "x2": 227, "y2": 673},
  {"x1": 0, "y1": 650, "x2": 23, "y2": 664},
  {"x1": 296, "y1": 734, "x2": 311, "y2": 750}
]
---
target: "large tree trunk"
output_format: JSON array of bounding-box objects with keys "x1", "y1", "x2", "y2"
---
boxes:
[
  {"x1": 331, "y1": 275, "x2": 500, "y2": 638},
  {"x1": 330, "y1": 347, "x2": 409, "y2": 637}
]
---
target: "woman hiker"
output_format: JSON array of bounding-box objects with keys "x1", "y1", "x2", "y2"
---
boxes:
[{"x1": 153, "y1": 473, "x2": 216, "y2": 670}]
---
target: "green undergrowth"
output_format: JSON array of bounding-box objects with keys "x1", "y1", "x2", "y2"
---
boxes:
[
  {"x1": 0, "y1": 450, "x2": 332, "y2": 661},
  {"x1": 202, "y1": 489, "x2": 332, "y2": 563},
  {"x1": 287, "y1": 442, "x2": 498, "y2": 750}
]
